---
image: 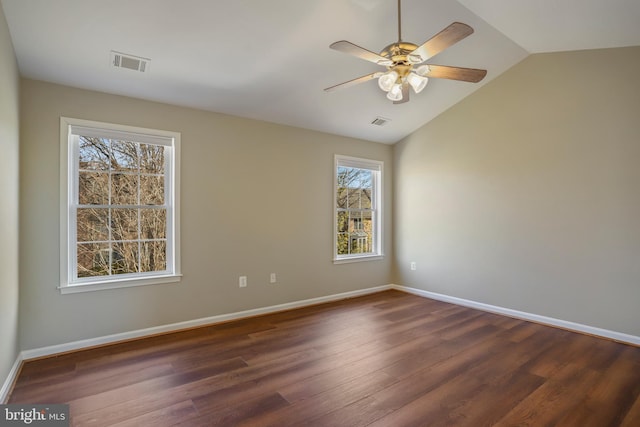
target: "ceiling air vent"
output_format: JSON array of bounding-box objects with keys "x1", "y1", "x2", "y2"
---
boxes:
[
  {"x1": 110, "y1": 51, "x2": 149, "y2": 72},
  {"x1": 371, "y1": 116, "x2": 391, "y2": 126}
]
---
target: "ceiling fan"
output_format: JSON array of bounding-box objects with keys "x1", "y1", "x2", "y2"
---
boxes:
[{"x1": 324, "y1": 0, "x2": 487, "y2": 104}]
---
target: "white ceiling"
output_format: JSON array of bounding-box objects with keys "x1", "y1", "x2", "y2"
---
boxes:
[{"x1": 2, "y1": 0, "x2": 639, "y2": 144}]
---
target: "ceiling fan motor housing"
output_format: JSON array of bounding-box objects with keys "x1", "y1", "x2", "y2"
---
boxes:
[
  {"x1": 381, "y1": 42, "x2": 419, "y2": 63},
  {"x1": 380, "y1": 42, "x2": 419, "y2": 79}
]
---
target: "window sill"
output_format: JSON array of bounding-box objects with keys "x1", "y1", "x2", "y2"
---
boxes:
[
  {"x1": 333, "y1": 255, "x2": 384, "y2": 264},
  {"x1": 59, "y1": 274, "x2": 182, "y2": 294}
]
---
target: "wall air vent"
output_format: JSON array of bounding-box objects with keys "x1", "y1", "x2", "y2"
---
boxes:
[
  {"x1": 110, "y1": 51, "x2": 149, "y2": 72},
  {"x1": 371, "y1": 116, "x2": 391, "y2": 126}
]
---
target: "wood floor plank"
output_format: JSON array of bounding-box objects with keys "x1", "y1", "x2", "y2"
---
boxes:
[
  {"x1": 557, "y1": 345, "x2": 640, "y2": 426},
  {"x1": 71, "y1": 387, "x2": 193, "y2": 426},
  {"x1": 10, "y1": 362, "x2": 175, "y2": 404},
  {"x1": 192, "y1": 392, "x2": 290, "y2": 425},
  {"x1": 64, "y1": 374, "x2": 186, "y2": 416},
  {"x1": 493, "y1": 362, "x2": 603, "y2": 426},
  {"x1": 621, "y1": 393, "x2": 640, "y2": 427},
  {"x1": 448, "y1": 369, "x2": 545, "y2": 426},
  {"x1": 362, "y1": 332, "x2": 540, "y2": 426},
  {"x1": 7, "y1": 290, "x2": 639, "y2": 426},
  {"x1": 239, "y1": 372, "x2": 394, "y2": 427},
  {"x1": 109, "y1": 400, "x2": 199, "y2": 427},
  {"x1": 247, "y1": 370, "x2": 399, "y2": 426},
  {"x1": 366, "y1": 372, "x2": 488, "y2": 427}
]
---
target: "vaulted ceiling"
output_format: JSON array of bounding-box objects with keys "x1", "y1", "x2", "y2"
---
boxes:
[{"x1": 2, "y1": 0, "x2": 639, "y2": 143}]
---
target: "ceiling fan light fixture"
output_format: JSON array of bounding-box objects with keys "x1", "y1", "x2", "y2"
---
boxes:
[
  {"x1": 407, "y1": 72, "x2": 429, "y2": 94},
  {"x1": 378, "y1": 70, "x2": 399, "y2": 92},
  {"x1": 415, "y1": 64, "x2": 431, "y2": 77},
  {"x1": 386, "y1": 83, "x2": 403, "y2": 101},
  {"x1": 376, "y1": 59, "x2": 394, "y2": 66},
  {"x1": 407, "y1": 53, "x2": 423, "y2": 64}
]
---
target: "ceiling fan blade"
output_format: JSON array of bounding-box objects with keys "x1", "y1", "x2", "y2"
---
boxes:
[
  {"x1": 324, "y1": 72, "x2": 382, "y2": 92},
  {"x1": 423, "y1": 65, "x2": 487, "y2": 83},
  {"x1": 410, "y1": 22, "x2": 474, "y2": 64},
  {"x1": 330, "y1": 41, "x2": 393, "y2": 66},
  {"x1": 393, "y1": 82, "x2": 410, "y2": 104}
]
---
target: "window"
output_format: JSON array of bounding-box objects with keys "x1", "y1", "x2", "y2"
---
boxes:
[
  {"x1": 60, "y1": 117, "x2": 180, "y2": 293},
  {"x1": 334, "y1": 155, "x2": 383, "y2": 262}
]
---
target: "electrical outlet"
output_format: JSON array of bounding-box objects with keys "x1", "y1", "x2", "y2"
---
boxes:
[
  {"x1": 239, "y1": 276, "x2": 247, "y2": 287},
  {"x1": 270, "y1": 273, "x2": 277, "y2": 283},
  {"x1": 410, "y1": 262, "x2": 417, "y2": 271}
]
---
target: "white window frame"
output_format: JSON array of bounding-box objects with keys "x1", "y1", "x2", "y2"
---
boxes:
[
  {"x1": 334, "y1": 155, "x2": 383, "y2": 263},
  {"x1": 60, "y1": 117, "x2": 181, "y2": 294}
]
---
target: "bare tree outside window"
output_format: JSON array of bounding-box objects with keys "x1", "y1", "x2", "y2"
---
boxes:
[{"x1": 76, "y1": 136, "x2": 167, "y2": 278}]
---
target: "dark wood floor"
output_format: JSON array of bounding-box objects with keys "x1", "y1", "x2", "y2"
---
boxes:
[{"x1": 9, "y1": 290, "x2": 640, "y2": 426}]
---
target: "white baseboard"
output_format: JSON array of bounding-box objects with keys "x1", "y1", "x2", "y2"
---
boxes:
[
  {"x1": 0, "y1": 353, "x2": 23, "y2": 403},
  {"x1": 21, "y1": 285, "x2": 393, "y2": 361},
  {"x1": 392, "y1": 284, "x2": 640, "y2": 346},
  {"x1": 15, "y1": 282, "x2": 638, "y2": 367}
]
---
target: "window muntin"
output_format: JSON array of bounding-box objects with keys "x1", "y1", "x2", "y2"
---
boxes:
[
  {"x1": 334, "y1": 155, "x2": 382, "y2": 261},
  {"x1": 61, "y1": 118, "x2": 180, "y2": 293}
]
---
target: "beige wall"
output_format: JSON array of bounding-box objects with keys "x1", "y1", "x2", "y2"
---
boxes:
[
  {"x1": 394, "y1": 46, "x2": 640, "y2": 336},
  {"x1": 0, "y1": 4, "x2": 20, "y2": 394},
  {"x1": 19, "y1": 79, "x2": 393, "y2": 350}
]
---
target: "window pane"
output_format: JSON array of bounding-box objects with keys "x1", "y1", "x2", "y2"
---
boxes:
[
  {"x1": 337, "y1": 233, "x2": 349, "y2": 255},
  {"x1": 336, "y1": 186, "x2": 347, "y2": 209},
  {"x1": 139, "y1": 144, "x2": 165, "y2": 174},
  {"x1": 349, "y1": 232, "x2": 371, "y2": 254},
  {"x1": 337, "y1": 166, "x2": 350, "y2": 187},
  {"x1": 337, "y1": 211, "x2": 348, "y2": 233},
  {"x1": 79, "y1": 136, "x2": 109, "y2": 171},
  {"x1": 112, "y1": 241, "x2": 139, "y2": 274},
  {"x1": 350, "y1": 233, "x2": 370, "y2": 254},
  {"x1": 348, "y1": 187, "x2": 361, "y2": 209},
  {"x1": 111, "y1": 208, "x2": 138, "y2": 241},
  {"x1": 352, "y1": 216, "x2": 363, "y2": 231},
  {"x1": 77, "y1": 208, "x2": 109, "y2": 242},
  {"x1": 348, "y1": 210, "x2": 372, "y2": 254},
  {"x1": 79, "y1": 171, "x2": 109, "y2": 205},
  {"x1": 140, "y1": 241, "x2": 166, "y2": 272},
  {"x1": 361, "y1": 188, "x2": 372, "y2": 209},
  {"x1": 111, "y1": 140, "x2": 139, "y2": 171},
  {"x1": 77, "y1": 243, "x2": 110, "y2": 277},
  {"x1": 140, "y1": 175, "x2": 164, "y2": 205},
  {"x1": 112, "y1": 173, "x2": 139, "y2": 205},
  {"x1": 358, "y1": 170, "x2": 373, "y2": 190},
  {"x1": 140, "y1": 209, "x2": 166, "y2": 239},
  {"x1": 362, "y1": 210, "x2": 373, "y2": 231}
]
